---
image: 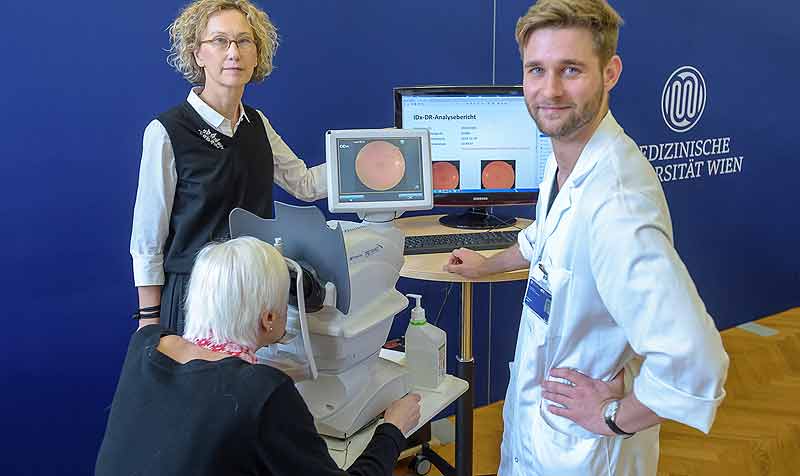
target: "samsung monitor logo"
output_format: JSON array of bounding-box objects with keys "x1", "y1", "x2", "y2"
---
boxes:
[{"x1": 661, "y1": 66, "x2": 707, "y2": 133}]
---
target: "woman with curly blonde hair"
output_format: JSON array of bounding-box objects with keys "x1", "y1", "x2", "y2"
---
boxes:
[{"x1": 130, "y1": 0, "x2": 327, "y2": 335}]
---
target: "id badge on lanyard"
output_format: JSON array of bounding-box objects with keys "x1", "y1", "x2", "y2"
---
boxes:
[{"x1": 524, "y1": 262, "x2": 551, "y2": 324}]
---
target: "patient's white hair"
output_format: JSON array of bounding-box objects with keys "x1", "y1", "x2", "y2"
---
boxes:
[{"x1": 183, "y1": 236, "x2": 289, "y2": 349}]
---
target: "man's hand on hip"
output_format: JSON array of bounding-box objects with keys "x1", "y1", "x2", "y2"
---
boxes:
[{"x1": 541, "y1": 367, "x2": 625, "y2": 436}]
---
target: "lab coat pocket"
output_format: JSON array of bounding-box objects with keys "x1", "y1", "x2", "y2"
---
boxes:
[
  {"x1": 506, "y1": 361, "x2": 517, "y2": 398},
  {"x1": 503, "y1": 362, "x2": 516, "y2": 423},
  {"x1": 531, "y1": 403, "x2": 610, "y2": 475},
  {"x1": 542, "y1": 266, "x2": 571, "y2": 316}
]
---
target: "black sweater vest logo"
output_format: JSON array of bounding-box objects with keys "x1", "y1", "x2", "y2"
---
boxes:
[{"x1": 198, "y1": 128, "x2": 225, "y2": 150}]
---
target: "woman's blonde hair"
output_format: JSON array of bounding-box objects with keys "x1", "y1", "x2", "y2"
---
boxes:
[
  {"x1": 183, "y1": 237, "x2": 289, "y2": 350},
  {"x1": 167, "y1": 0, "x2": 279, "y2": 85},
  {"x1": 515, "y1": 0, "x2": 623, "y2": 67}
]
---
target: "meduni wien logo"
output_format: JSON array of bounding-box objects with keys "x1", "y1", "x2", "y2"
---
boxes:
[{"x1": 661, "y1": 66, "x2": 706, "y2": 133}]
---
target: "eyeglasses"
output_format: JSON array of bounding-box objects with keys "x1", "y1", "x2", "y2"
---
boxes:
[{"x1": 199, "y1": 36, "x2": 257, "y2": 52}]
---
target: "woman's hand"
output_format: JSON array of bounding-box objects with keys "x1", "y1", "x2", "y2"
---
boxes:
[{"x1": 383, "y1": 393, "x2": 422, "y2": 435}]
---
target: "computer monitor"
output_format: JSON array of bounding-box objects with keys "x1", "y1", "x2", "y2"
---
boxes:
[
  {"x1": 326, "y1": 128, "x2": 433, "y2": 223},
  {"x1": 394, "y1": 85, "x2": 551, "y2": 229}
]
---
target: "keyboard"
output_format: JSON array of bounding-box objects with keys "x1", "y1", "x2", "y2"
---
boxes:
[{"x1": 404, "y1": 230, "x2": 520, "y2": 255}]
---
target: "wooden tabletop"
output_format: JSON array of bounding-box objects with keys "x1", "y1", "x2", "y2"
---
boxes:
[{"x1": 394, "y1": 214, "x2": 533, "y2": 283}]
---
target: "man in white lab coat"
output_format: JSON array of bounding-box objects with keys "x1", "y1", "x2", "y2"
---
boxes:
[{"x1": 445, "y1": 0, "x2": 729, "y2": 474}]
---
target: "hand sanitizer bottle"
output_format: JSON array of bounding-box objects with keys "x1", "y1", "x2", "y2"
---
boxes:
[{"x1": 404, "y1": 293, "x2": 446, "y2": 389}]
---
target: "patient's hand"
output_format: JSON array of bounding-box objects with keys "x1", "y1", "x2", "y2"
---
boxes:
[{"x1": 384, "y1": 393, "x2": 422, "y2": 435}]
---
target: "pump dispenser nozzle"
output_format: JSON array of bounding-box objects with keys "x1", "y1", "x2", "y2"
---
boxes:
[{"x1": 406, "y1": 293, "x2": 426, "y2": 325}]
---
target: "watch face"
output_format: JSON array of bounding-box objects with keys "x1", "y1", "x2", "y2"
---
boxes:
[{"x1": 604, "y1": 400, "x2": 619, "y2": 419}]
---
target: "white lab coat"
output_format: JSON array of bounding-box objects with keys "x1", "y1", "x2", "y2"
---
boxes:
[{"x1": 498, "y1": 112, "x2": 729, "y2": 476}]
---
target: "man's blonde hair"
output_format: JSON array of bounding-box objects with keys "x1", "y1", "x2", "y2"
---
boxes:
[
  {"x1": 515, "y1": 0, "x2": 623, "y2": 66},
  {"x1": 167, "y1": 0, "x2": 279, "y2": 85}
]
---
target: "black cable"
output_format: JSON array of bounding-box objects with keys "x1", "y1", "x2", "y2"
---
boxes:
[
  {"x1": 433, "y1": 283, "x2": 454, "y2": 327},
  {"x1": 471, "y1": 208, "x2": 528, "y2": 232}
]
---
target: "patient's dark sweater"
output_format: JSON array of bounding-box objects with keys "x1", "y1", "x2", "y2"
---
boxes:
[{"x1": 95, "y1": 325, "x2": 405, "y2": 475}]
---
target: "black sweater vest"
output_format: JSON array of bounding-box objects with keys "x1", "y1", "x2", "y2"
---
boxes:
[{"x1": 157, "y1": 102, "x2": 273, "y2": 274}]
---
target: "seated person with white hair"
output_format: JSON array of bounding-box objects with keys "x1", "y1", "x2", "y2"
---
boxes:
[{"x1": 96, "y1": 237, "x2": 421, "y2": 476}]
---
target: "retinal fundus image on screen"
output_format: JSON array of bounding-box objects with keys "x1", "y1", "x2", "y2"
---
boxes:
[
  {"x1": 337, "y1": 138, "x2": 423, "y2": 201},
  {"x1": 481, "y1": 160, "x2": 516, "y2": 189},
  {"x1": 355, "y1": 141, "x2": 406, "y2": 191},
  {"x1": 432, "y1": 161, "x2": 460, "y2": 191}
]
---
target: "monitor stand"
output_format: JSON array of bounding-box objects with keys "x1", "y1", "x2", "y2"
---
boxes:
[{"x1": 438, "y1": 207, "x2": 517, "y2": 230}]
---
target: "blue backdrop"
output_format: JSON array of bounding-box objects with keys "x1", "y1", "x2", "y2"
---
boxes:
[{"x1": 1, "y1": 1, "x2": 797, "y2": 473}]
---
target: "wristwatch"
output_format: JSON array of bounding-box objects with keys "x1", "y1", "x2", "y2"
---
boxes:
[{"x1": 603, "y1": 400, "x2": 635, "y2": 437}]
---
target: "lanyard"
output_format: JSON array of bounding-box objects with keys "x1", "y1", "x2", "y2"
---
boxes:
[
  {"x1": 530, "y1": 222, "x2": 549, "y2": 278},
  {"x1": 531, "y1": 171, "x2": 560, "y2": 272},
  {"x1": 537, "y1": 262, "x2": 549, "y2": 283}
]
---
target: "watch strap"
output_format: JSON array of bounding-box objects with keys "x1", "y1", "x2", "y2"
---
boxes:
[{"x1": 604, "y1": 400, "x2": 636, "y2": 437}]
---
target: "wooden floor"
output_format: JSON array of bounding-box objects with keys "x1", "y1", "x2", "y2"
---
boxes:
[{"x1": 395, "y1": 307, "x2": 800, "y2": 476}]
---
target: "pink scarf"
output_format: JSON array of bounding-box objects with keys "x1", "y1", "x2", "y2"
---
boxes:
[{"x1": 191, "y1": 334, "x2": 258, "y2": 364}]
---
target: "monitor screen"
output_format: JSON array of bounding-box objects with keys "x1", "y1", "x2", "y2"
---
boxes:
[
  {"x1": 326, "y1": 128, "x2": 433, "y2": 221},
  {"x1": 394, "y1": 86, "x2": 550, "y2": 228}
]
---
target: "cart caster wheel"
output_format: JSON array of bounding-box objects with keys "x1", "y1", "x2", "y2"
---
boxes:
[{"x1": 410, "y1": 454, "x2": 432, "y2": 475}]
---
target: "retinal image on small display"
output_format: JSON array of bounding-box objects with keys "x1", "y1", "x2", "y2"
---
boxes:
[
  {"x1": 355, "y1": 141, "x2": 406, "y2": 191},
  {"x1": 337, "y1": 138, "x2": 423, "y2": 199}
]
